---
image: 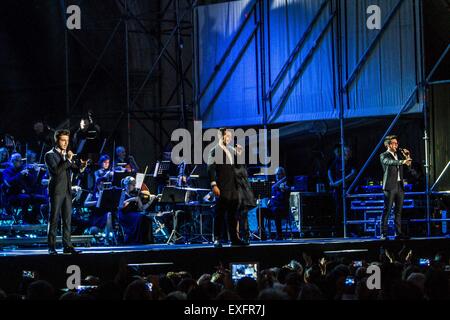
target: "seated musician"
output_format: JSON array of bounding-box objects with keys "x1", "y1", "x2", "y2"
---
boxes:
[
  {"x1": 84, "y1": 155, "x2": 115, "y2": 236},
  {"x1": 0, "y1": 147, "x2": 10, "y2": 209},
  {"x1": 95, "y1": 154, "x2": 114, "y2": 187},
  {"x1": 118, "y1": 176, "x2": 155, "y2": 244},
  {"x1": 0, "y1": 147, "x2": 9, "y2": 169},
  {"x1": 25, "y1": 150, "x2": 47, "y2": 194},
  {"x1": 260, "y1": 167, "x2": 290, "y2": 240},
  {"x1": 2, "y1": 153, "x2": 47, "y2": 224},
  {"x1": 114, "y1": 146, "x2": 139, "y2": 173},
  {"x1": 0, "y1": 147, "x2": 9, "y2": 186},
  {"x1": 327, "y1": 144, "x2": 355, "y2": 234}
]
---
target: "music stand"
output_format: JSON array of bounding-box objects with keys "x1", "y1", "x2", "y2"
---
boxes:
[
  {"x1": 153, "y1": 160, "x2": 171, "y2": 178},
  {"x1": 96, "y1": 187, "x2": 123, "y2": 211},
  {"x1": 250, "y1": 181, "x2": 273, "y2": 240},
  {"x1": 159, "y1": 186, "x2": 189, "y2": 244},
  {"x1": 112, "y1": 172, "x2": 135, "y2": 188},
  {"x1": 95, "y1": 187, "x2": 124, "y2": 245}
]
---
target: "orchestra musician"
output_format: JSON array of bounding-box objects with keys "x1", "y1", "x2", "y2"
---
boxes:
[
  {"x1": 2, "y1": 153, "x2": 47, "y2": 224},
  {"x1": 114, "y1": 146, "x2": 139, "y2": 173},
  {"x1": 25, "y1": 150, "x2": 48, "y2": 196},
  {"x1": 0, "y1": 147, "x2": 9, "y2": 169},
  {"x1": 0, "y1": 148, "x2": 9, "y2": 200},
  {"x1": 380, "y1": 135, "x2": 412, "y2": 240},
  {"x1": 30, "y1": 120, "x2": 54, "y2": 156},
  {"x1": 260, "y1": 167, "x2": 290, "y2": 241},
  {"x1": 327, "y1": 144, "x2": 356, "y2": 236},
  {"x1": 45, "y1": 129, "x2": 88, "y2": 255},
  {"x1": 118, "y1": 176, "x2": 156, "y2": 244},
  {"x1": 82, "y1": 154, "x2": 115, "y2": 243},
  {"x1": 94, "y1": 154, "x2": 114, "y2": 189}
]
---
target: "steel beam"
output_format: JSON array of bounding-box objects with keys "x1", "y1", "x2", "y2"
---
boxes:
[
  {"x1": 201, "y1": 25, "x2": 259, "y2": 120},
  {"x1": 346, "y1": 86, "x2": 419, "y2": 195},
  {"x1": 129, "y1": 0, "x2": 198, "y2": 112},
  {"x1": 70, "y1": 19, "x2": 123, "y2": 114},
  {"x1": 426, "y1": 44, "x2": 450, "y2": 83},
  {"x1": 264, "y1": 0, "x2": 330, "y2": 101},
  {"x1": 267, "y1": 12, "x2": 335, "y2": 124},
  {"x1": 197, "y1": 0, "x2": 258, "y2": 102},
  {"x1": 343, "y1": 0, "x2": 405, "y2": 91}
]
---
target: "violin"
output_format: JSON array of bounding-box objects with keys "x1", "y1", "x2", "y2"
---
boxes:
[
  {"x1": 25, "y1": 163, "x2": 47, "y2": 172},
  {"x1": 137, "y1": 182, "x2": 155, "y2": 205},
  {"x1": 272, "y1": 176, "x2": 288, "y2": 191}
]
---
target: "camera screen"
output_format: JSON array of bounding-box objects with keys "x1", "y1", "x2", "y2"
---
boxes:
[
  {"x1": 419, "y1": 259, "x2": 430, "y2": 266},
  {"x1": 345, "y1": 276, "x2": 355, "y2": 286},
  {"x1": 22, "y1": 271, "x2": 35, "y2": 279},
  {"x1": 76, "y1": 285, "x2": 98, "y2": 294},
  {"x1": 230, "y1": 262, "x2": 259, "y2": 283},
  {"x1": 353, "y1": 261, "x2": 363, "y2": 267}
]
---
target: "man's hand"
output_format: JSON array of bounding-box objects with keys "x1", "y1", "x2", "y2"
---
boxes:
[
  {"x1": 319, "y1": 257, "x2": 328, "y2": 275},
  {"x1": 236, "y1": 144, "x2": 243, "y2": 156},
  {"x1": 212, "y1": 185, "x2": 220, "y2": 197},
  {"x1": 404, "y1": 159, "x2": 412, "y2": 167},
  {"x1": 67, "y1": 150, "x2": 74, "y2": 161},
  {"x1": 80, "y1": 159, "x2": 88, "y2": 169},
  {"x1": 402, "y1": 148, "x2": 411, "y2": 156},
  {"x1": 20, "y1": 169, "x2": 29, "y2": 176}
]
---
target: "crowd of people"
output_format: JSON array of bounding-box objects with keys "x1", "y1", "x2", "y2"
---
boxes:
[{"x1": 0, "y1": 247, "x2": 449, "y2": 300}]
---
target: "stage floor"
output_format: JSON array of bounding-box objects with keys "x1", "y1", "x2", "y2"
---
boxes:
[
  {"x1": 0, "y1": 236, "x2": 449, "y2": 293},
  {"x1": 1, "y1": 236, "x2": 448, "y2": 256}
]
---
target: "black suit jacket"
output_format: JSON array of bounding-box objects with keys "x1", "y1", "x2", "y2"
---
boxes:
[
  {"x1": 207, "y1": 144, "x2": 238, "y2": 201},
  {"x1": 380, "y1": 151, "x2": 406, "y2": 192},
  {"x1": 44, "y1": 148, "x2": 80, "y2": 196}
]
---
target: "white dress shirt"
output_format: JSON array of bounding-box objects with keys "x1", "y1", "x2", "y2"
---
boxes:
[{"x1": 388, "y1": 150, "x2": 402, "y2": 182}]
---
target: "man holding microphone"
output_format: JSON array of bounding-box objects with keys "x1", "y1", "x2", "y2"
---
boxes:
[
  {"x1": 380, "y1": 135, "x2": 412, "y2": 240},
  {"x1": 45, "y1": 129, "x2": 88, "y2": 255}
]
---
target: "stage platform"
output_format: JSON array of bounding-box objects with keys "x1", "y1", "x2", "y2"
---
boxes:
[{"x1": 0, "y1": 236, "x2": 449, "y2": 293}]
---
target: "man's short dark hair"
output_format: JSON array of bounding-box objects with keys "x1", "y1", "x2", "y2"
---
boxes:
[
  {"x1": 54, "y1": 129, "x2": 70, "y2": 143},
  {"x1": 384, "y1": 135, "x2": 398, "y2": 148},
  {"x1": 218, "y1": 128, "x2": 228, "y2": 137}
]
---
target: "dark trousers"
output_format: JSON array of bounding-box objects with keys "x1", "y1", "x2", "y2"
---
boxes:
[
  {"x1": 214, "y1": 197, "x2": 238, "y2": 242},
  {"x1": 48, "y1": 193, "x2": 73, "y2": 249},
  {"x1": 261, "y1": 207, "x2": 285, "y2": 239},
  {"x1": 381, "y1": 182, "x2": 405, "y2": 236}
]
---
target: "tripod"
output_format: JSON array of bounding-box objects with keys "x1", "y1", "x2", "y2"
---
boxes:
[
  {"x1": 249, "y1": 181, "x2": 272, "y2": 241},
  {"x1": 189, "y1": 204, "x2": 213, "y2": 243},
  {"x1": 167, "y1": 209, "x2": 185, "y2": 244}
]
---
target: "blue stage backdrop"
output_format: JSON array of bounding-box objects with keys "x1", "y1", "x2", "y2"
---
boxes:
[{"x1": 194, "y1": 0, "x2": 422, "y2": 128}]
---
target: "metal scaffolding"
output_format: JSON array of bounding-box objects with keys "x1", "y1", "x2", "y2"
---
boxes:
[{"x1": 60, "y1": 0, "x2": 196, "y2": 157}]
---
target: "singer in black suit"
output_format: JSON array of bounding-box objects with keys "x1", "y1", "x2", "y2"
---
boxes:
[
  {"x1": 45, "y1": 129, "x2": 87, "y2": 255},
  {"x1": 380, "y1": 135, "x2": 412, "y2": 240},
  {"x1": 207, "y1": 128, "x2": 247, "y2": 247}
]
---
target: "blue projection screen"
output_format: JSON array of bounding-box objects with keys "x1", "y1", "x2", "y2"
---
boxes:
[{"x1": 194, "y1": 0, "x2": 422, "y2": 128}]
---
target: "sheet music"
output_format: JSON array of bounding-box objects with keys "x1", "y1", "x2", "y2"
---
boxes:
[{"x1": 136, "y1": 173, "x2": 145, "y2": 190}]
